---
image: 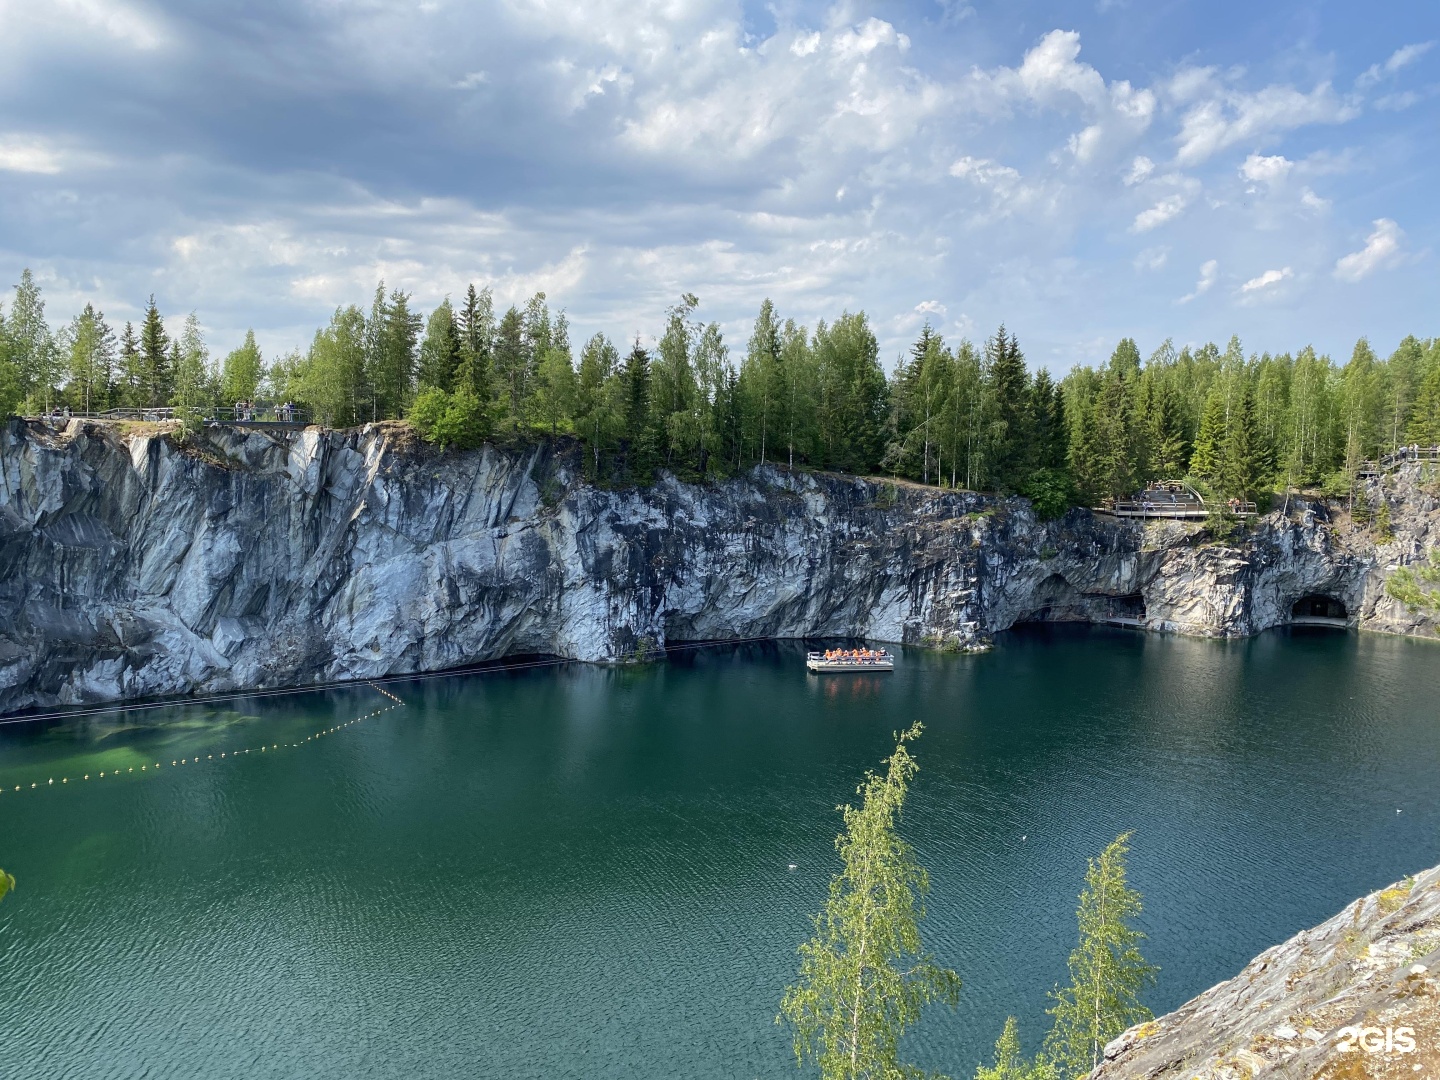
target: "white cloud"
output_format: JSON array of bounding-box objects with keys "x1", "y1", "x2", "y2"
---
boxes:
[
  {"x1": 915, "y1": 299, "x2": 947, "y2": 316},
  {"x1": 1123, "y1": 156, "x2": 1154, "y2": 185},
  {"x1": 1356, "y1": 41, "x2": 1435, "y2": 89},
  {"x1": 1134, "y1": 246, "x2": 1168, "y2": 271},
  {"x1": 0, "y1": 134, "x2": 107, "y2": 174},
  {"x1": 790, "y1": 32, "x2": 821, "y2": 57},
  {"x1": 1334, "y1": 218, "x2": 1404, "y2": 282},
  {"x1": 1299, "y1": 187, "x2": 1330, "y2": 213},
  {"x1": 950, "y1": 155, "x2": 1022, "y2": 192},
  {"x1": 1131, "y1": 194, "x2": 1186, "y2": 232},
  {"x1": 1174, "y1": 81, "x2": 1358, "y2": 165},
  {"x1": 0, "y1": 136, "x2": 66, "y2": 174},
  {"x1": 1240, "y1": 266, "x2": 1292, "y2": 293},
  {"x1": 1239, "y1": 153, "x2": 1292, "y2": 185},
  {"x1": 1178, "y1": 259, "x2": 1217, "y2": 303},
  {"x1": 453, "y1": 71, "x2": 489, "y2": 89},
  {"x1": 0, "y1": 0, "x2": 167, "y2": 50}
]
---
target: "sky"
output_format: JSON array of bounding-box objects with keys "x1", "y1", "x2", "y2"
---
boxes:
[{"x1": 0, "y1": 0, "x2": 1436, "y2": 373}]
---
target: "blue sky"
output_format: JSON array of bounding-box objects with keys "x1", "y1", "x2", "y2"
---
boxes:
[{"x1": 0, "y1": 0, "x2": 1435, "y2": 372}]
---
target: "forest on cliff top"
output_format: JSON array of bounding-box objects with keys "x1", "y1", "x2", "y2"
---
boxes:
[{"x1": 2, "y1": 269, "x2": 1437, "y2": 516}]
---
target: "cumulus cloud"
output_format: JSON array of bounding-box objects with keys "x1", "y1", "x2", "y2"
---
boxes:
[
  {"x1": 1173, "y1": 81, "x2": 1359, "y2": 165},
  {"x1": 1334, "y1": 218, "x2": 1405, "y2": 282},
  {"x1": 1131, "y1": 194, "x2": 1187, "y2": 232},
  {"x1": 0, "y1": 3, "x2": 1430, "y2": 365},
  {"x1": 1239, "y1": 153, "x2": 1292, "y2": 186},
  {"x1": 1178, "y1": 259, "x2": 1217, "y2": 303},
  {"x1": 1240, "y1": 266, "x2": 1292, "y2": 293},
  {"x1": 1123, "y1": 156, "x2": 1154, "y2": 185}
]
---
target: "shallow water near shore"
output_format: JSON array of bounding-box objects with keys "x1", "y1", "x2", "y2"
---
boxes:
[{"x1": 1, "y1": 626, "x2": 1438, "y2": 1079}]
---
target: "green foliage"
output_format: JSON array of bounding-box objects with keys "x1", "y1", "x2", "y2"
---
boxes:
[
  {"x1": 8, "y1": 268, "x2": 1438, "y2": 507},
  {"x1": 408, "y1": 384, "x2": 489, "y2": 450},
  {"x1": 0, "y1": 868, "x2": 12, "y2": 903},
  {"x1": 1021, "y1": 467, "x2": 1073, "y2": 521},
  {"x1": 1042, "y1": 833, "x2": 1157, "y2": 1080},
  {"x1": 220, "y1": 329, "x2": 264, "y2": 404},
  {"x1": 976, "y1": 1017, "x2": 1054, "y2": 1080},
  {"x1": 1385, "y1": 550, "x2": 1440, "y2": 613},
  {"x1": 1374, "y1": 499, "x2": 1393, "y2": 541},
  {"x1": 779, "y1": 723, "x2": 961, "y2": 1080},
  {"x1": 139, "y1": 294, "x2": 172, "y2": 408}
]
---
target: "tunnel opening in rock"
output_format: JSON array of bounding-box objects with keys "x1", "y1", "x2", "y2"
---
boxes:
[
  {"x1": 1104, "y1": 593, "x2": 1147, "y2": 626},
  {"x1": 1289, "y1": 594, "x2": 1348, "y2": 627}
]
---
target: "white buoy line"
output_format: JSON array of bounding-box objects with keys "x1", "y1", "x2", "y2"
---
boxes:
[{"x1": 0, "y1": 683, "x2": 405, "y2": 797}]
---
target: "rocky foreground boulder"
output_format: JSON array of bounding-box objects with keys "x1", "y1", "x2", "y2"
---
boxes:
[
  {"x1": 0, "y1": 417, "x2": 1436, "y2": 713},
  {"x1": 1096, "y1": 863, "x2": 1440, "y2": 1080}
]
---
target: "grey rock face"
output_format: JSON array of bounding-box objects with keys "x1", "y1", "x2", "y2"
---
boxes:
[
  {"x1": 0, "y1": 419, "x2": 1435, "y2": 714},
  {"x1": 1092, "y1": 863, "x2": 1440, "y2": 1080}
]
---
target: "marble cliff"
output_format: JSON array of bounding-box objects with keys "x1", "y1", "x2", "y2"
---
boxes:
[{"x1": 0, "y1": 418, "x2": 1436, "y2": 714}]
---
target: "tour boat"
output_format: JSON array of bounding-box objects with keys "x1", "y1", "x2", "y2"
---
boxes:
[{"x1": 805, "y1": 648, "x2": 895, "y2": 673}]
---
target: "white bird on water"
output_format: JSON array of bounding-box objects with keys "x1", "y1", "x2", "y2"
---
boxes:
[
  {"x1": 1021, "y1": 835, "x2": 1027, "y2": 841},
  {"x1": 788, "y1": 863, "x2": 797, "y2": 871}
]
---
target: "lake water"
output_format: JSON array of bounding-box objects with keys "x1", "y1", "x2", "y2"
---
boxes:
[{"x1": 1, "y1": 627, "x2": 1438, "y2": 1079}]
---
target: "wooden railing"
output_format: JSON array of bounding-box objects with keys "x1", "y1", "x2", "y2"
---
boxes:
[
  {"x1": 1358, "y1": 446, "x2": 1440, "y2": 477},
  {"x1": 26, "y1": 405, "x2": 311, "y2": 426}
]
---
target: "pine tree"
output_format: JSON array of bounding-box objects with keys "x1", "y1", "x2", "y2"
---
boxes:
[
  {"x1": 779, "y1": 724, "x2": 961, "y2": 1080},
  {"x1": 1043, "y1": 833, "x2": 1157, "y2": 1080},
  {"x1": 139, "y1": 295, "x2": 172, "y2": 407}
]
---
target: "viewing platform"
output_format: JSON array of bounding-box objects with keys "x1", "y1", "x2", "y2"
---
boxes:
[
  {"x1": 1099, "y1": 481, "x2": 1255, "y2": 520},
  {"x1": 806, "y1": 648, "x2": 894, "y2": 673},
  {"x1": 25, "y1": 404, "x2": 313, "y2": 430},
  {"x1": 1357, "y1": 445, "x2": 1440, "y2": 477}
]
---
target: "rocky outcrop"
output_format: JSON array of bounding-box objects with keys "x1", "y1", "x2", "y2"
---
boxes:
[
  {"x1": 1094, "y1": 864, "x2": 1440, "y2": 1080},
  {"x1": 0, "y1": 418, "x2": 1435, "y2": 714}
]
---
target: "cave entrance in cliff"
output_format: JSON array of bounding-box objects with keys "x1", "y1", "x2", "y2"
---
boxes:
[
  {"x1": 1103, "y1": 594, "x2": 1147, "y2": 628},
  {"x1": 1289, "y1": 595, "x2": 1348, "y2": 628}
]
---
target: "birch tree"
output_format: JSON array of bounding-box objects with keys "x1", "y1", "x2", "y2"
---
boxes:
[
  {"x1": 1042, "y1": 833, "x2": 1157, "y2": 1080},
  {"x1": 779, "y1": 723, "x2": 961, "y2": 1080}
]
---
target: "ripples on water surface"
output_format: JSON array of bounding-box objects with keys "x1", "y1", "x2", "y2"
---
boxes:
[{"x1": 1, "y1": 626, "x2": 1438, "y2": 1079}]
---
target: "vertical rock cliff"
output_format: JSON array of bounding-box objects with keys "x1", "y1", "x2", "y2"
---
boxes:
[{"x1": 0, "y1": 418, "x2": 1435, "y2": 714}]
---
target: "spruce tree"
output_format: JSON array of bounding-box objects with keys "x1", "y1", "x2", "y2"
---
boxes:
[
  {"x1": 1189, "y1": 386, "x2": 1226, "y2": 486},
  {"x1": 779, "y1": 724, "x2": 961, "y2": 1080},
  {"x1": 139, "y1": 295, "x2": 172, "y2": 407},
  {"x1": 1043, "y1": 833, "x2": 1157, "y2": 1080},
  {"x1": 985, "y1": 326, "x2": 1032, "y2": 491},
  {"x1": 118, "y1": 321, "x2": 142, "y2": 407},
  {"x1": 418, "y1": 299, "x2": 461, "y2": 392},
  {"x1": 455, "y1": 283, "x2": 495, "y2": 407},
  {"x1": 622, "y1": 339, "x2": 658, "y2": 480}
]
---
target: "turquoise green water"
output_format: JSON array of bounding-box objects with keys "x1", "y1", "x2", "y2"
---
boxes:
[{"x1": 1, "y1": 627, "x2": 1438, "y2": 1079}]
